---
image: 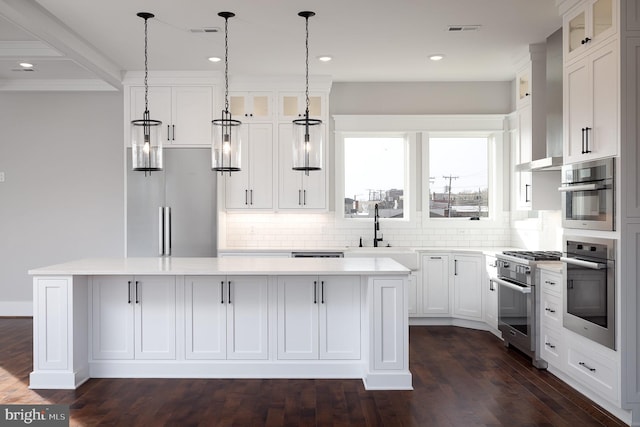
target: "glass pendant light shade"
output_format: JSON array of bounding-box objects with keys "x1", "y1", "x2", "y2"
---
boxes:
[
  {"x1": 212, "y1": 110, "x2": 242, "y2": 172},
  {"x1": 212, "y1": 12, "x2": 242, "y2": 173},
  {"x1": 292, "y1": 115, "x2": 323, "y2": 171},
  {"x1": 292, "y1": 11, "x2": 323, "y2": 174},
  {"x1": 132, "y1": 12, "x2": 162, "y2": 173},
  {"x1": 132, "y1": 111, "x2": 163, "y2": 171}
]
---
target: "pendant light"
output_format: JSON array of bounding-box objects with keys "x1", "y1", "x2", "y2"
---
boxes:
[
  {"x1": 131, "y1": 12, "x2": 163, "y2": 174},
  {"x1": 292, "y1": 11, "x2": 323, "y2": 175},
  {"x1": 212, "y1": 12, "x2": 242, "y2": 174}
]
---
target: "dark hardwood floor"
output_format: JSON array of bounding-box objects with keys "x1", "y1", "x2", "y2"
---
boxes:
[{"x1": 0, "y1": 318, "x2": 628, "y2": 426}]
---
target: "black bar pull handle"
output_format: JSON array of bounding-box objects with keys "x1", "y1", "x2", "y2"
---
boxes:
[
  {"x1": 321, "y1": 281, "x2": 325, "y2": 304},
  {"x1": 128, "y1": 281, "x2": 132, "y2": 304},
  {"x1": 584, "y1": 127, "x2": 591, "y2": 153},
  {"x1": 313, "y1": 281, "x2": 317, "y2": 304},
  {"x1": 228, "y1": 281, "x2": 232, "y2": 304},
  {"x1": 245, "y1": 190, "x2": 248, "y2": 205},
  {"x1": 135, "y1": 280, "x2": 140, "y2": 304},
  {"x1": 454, "y1": 259, "x2": 458, "y2": 275},
  {"x1": 172, "y1": 124, "x2": 175, "y2": 141},
  {"x1": 221, "y1": 280, "x2": 225, "y2": 304}
]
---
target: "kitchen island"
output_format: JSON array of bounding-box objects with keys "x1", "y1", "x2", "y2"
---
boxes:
[{"x1": 28, "y1": 257, "x2": 411, "y2": 391}]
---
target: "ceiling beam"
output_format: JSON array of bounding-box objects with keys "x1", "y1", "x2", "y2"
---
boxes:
[{"x1": 0, "y1": 0, "x2": 122, "y2": 90}]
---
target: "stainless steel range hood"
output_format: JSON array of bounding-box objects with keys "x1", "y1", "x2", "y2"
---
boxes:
[{"x1": 516, "y1": 28, "x2": 563, "y2": 172}]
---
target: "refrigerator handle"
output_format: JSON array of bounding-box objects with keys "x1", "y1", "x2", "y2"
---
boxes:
[
  {"x1": 158, "y1": 207, "x2": 165, "y2": 256},
  {"x1": 164, "y1": 207, "x2": 172, "y2": 256}
]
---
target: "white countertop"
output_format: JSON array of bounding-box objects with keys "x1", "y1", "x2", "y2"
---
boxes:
[{"x1": 29, "y1": 257, "x2": 411, "y2": 276}]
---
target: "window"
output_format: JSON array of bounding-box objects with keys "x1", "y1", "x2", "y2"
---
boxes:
[
  {"x1": 428, "y1": 137, "x2": 489, "y2": 218},
  {"x1": 343, "y1": 136, "x2": 406, "y2": 219}
]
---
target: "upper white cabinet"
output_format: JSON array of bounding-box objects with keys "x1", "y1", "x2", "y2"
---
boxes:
[
  {"x1": 564, "y1": 0, "x2": 617, "y2": 64},
  {"x1": 223, "y1": 123, "x2": 274, "y2": 209},
  {"x1": 130, "y1": 86, "x2": 214, "y2": 146},
  {"x1": 277, "y1": 275, "x2": 361, "y2": 360},
  {"x1": 91, "y1": 275, "x2": 176, "y2": 360},
  {"x1": 230, "y1": 91, "x2": 273, "y2": 122},
  {"x1": 564, "y1": 38, "x2": 618, "y2": 163},
  {"x1": 452, "y1": 255, "x2": 483, "y2": 320},
  {"x1": 278, "y1": 92, "x2": 326, "y2": 121},
  {"x1": 278, "y1": 123, "x2": 327, "y2": 210},
  {"x1": 184, "y1": 275, "x2": 268, "y2": 360}
]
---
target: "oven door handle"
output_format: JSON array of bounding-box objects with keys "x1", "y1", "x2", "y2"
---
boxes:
[
  {"x1": 560, "y1": 256, "x2": 606, "y2": 270},
  {"x1": 491, "y1": 277, "x2": 531, "y2": 294},
  {"x1": 557, "y1": 183, "x2": 600, "y2": 192}
]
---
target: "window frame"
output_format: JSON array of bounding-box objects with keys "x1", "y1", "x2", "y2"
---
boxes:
[
  {"x1": 335, "y1": 131, "x2": 417, "y2": 226},
  {"x1": 421, "y1": 130, "x2": 505, "y2": 227}
]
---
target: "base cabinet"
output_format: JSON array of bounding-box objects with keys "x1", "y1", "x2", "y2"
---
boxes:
[
  {"x1": 452, "y1": 255, "x2": 483, "y2": 320},
  {"x1": 277, "y1": 276, "x2": 361, "y2": 360},
  {"x1": 483, "y1": 255, "x2": 498, "y2": 331},
  {"x1": 185, "y1": 276, "x2": 268, "y2": 360},
  {"x1": 420, "y1": 254, "x2": 450, "y2": 315},
  {"x1": 91, "y1": 275, "x2": 176, "y2": 360}
]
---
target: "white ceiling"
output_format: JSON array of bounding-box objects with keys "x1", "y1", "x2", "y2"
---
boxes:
[{"x1": 0, "y1": 0, "x2": 562, "y2": 90}]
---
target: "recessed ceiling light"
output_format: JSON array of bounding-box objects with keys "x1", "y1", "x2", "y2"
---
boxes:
[
  {"x1": 208, "y1": 56, "x2": 222, "y2": 63},
  {"x1": 429, "y1": 54, "x2": 445, "y2": 61},
  {"x1": 317, "y1": 55, "x2": 332, "y2": 62},
  {"x1": 19, "y1": 62, "x2": 34, "y2": 68}
]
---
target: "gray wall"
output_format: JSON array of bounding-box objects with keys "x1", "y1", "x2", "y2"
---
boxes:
[
  {"x1": 0, "y1": 92, "x2": 124, "y2": 315},
  {"x1": 330, "y1": 81, "x2": 513, "y2": 115}
]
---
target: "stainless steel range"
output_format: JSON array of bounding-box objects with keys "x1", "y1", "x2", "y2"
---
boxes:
[{"x1": 492, "y1": 250, "x2": 562, "y2": 369}]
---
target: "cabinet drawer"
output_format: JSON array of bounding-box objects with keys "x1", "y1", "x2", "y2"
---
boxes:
[
  {"x1": 540, "y1": 326, "x2": 564, "y2": 368},
  {"x1": 539, "y1": 269, "x2": 562, "y2": 295},
  {"x1": 541, "y1": 292, "x2": 562, "y2": 329},
  {"x1": 567, "y1": 340, "x2": 618, "y2": 402}
]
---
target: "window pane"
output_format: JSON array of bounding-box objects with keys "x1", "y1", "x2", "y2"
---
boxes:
[
  {"x1": 429, "y1": 137, "x2": 489, "y2": 218},
  {"x1": 344, "y1": 137, "x2": 405, "y2": 218}
]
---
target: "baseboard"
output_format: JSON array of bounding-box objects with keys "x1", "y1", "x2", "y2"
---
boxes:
[{"x1": 0, "y1": 301, "x2": 33, "y2": 317}]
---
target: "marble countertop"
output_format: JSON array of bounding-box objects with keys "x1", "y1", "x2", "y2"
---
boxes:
[{"x1": 29, "y1": 257, "x2": 411, "y2": 276}]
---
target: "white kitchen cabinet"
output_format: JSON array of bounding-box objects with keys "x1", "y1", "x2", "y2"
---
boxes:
[
  {"x1": 564, "y1": 0, "x2": 616, "y2": 65},
  {"x1": 130, "y1": 86, "x2": 214, "y2": 146},
  {"x1": 223, "y1": 123, "x2": 274, "y2": 209},
  {"x1": 277, "y1": 123, "x2": 327, "y2": 209},
  {"x1": 230, "y1": 91, "x2": 273, "y2": 122},
  {"x1": 564, "y1": 38, "x2": 618, "y2": 164},
  {"x1": 538, "y1": 268, "x2": 565, "y2": 369},
  {"x1": 184, "y1": 275, "x2": 268, "y2": 360},
  {"x1": 483, "y1": 255, "x2": 499, "y2": 332},
  {"x1": 277, "y1": 275, "x2": 361, "y2": 360},
  {"x1": 278, "y1": 92, "x2": 325, "y2": 121},
  {"x1": 515, "y1": 170, "x2": 561, "y2": 211},
  {"x1": 91, "y1": 275, "x2": 176, "y2": 360},
  {"x1": 420, "y1": 254, "x2": 450, "y2": 315},
  {"x1": 452, "y1": 255, "x2": 483, "y2": 320}
]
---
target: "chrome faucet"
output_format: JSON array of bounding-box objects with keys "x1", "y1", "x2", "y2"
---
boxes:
[{"x1": 374, "y1": 204, "x2": 383, "y2": 247}]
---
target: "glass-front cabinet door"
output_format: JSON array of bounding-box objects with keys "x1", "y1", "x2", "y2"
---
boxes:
[{"x1": 564, "y1": 0, "x2": 615, "y2": 63}]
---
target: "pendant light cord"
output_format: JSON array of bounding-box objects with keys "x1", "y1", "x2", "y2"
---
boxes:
[
  {"x1": 304, "y1": 15, "x2": 310, "y2": 115},
  {"x1": 224, "y1": 16, "x2": 229, "y2": 113},
  {"x1": 144, "y1": 16, "x2": 149, "y2": 113}
]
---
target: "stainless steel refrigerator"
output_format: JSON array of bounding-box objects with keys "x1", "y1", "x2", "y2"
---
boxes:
[{"x1": 127, "y1": 148, "x2": 217, "y2": 257}]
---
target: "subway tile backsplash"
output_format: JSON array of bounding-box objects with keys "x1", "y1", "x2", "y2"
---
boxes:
[{"x1": 219, "y1": 211, "x2": 541, "y2": 250}]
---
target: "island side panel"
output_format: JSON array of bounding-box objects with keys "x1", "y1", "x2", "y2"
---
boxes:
[
  {"x1": 365, "y1": 275, "x2": 413, "y2": 390},
  {"x1": 30, "y1": 275, "x2": 89, "y2": 389}
]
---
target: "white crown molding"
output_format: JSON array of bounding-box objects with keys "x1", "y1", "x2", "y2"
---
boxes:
[
  {"x1": 122, "y1": 70, "x2": 223, "y2": 86},
  {"x1": 0, "y1": 78, "x2": 117, "y2": 91}
]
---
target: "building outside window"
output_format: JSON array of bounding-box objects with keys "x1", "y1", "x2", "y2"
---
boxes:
[
  {"x1": 428, "y1": 136, "x2": 489, "y2": 218},
  {"x1": 343, "y1": 136, "x2": 406, "y2": 219}
]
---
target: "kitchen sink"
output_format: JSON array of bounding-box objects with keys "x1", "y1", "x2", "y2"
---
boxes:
[{"x1": 344, "y1": 248, "x2": 418, "y2": 270}]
